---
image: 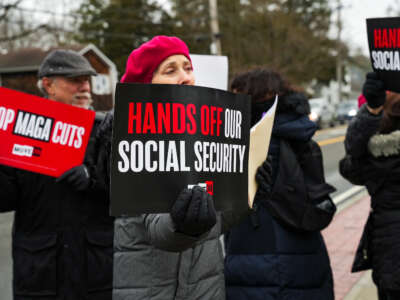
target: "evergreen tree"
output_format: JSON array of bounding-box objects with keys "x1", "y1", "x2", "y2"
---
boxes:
[
  {"x1": 169, "y1": 0, "x2": 210, "y2": 54},
  {"x1": 75, "y1": 0, "x2": 341, "y2": 86},
  {"x1": 75, "y1": 0, "x2": 175, "y2": 75},
  {"x1": 219, "y1": 0, "x2": 338, "y2": 84}
]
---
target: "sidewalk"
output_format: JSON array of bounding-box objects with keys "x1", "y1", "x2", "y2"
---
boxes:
[{"x1": 322, "y1": 191, "x2": 377, "y2": 300}]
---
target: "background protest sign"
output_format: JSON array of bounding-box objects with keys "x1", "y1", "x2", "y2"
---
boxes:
[
  {"x1": 0, "y1": 87, "x2": 95, "y2": 177},
  {"x1": 248, "y1": 97, "x2": 277, "y2": 208},
  {"x1": 367, "y1": 17, "x2": 400, "y2": 93},
  {"x1": 110, "y1": 83, "x2": 251, "y2": 216},
  {"x1": 191, "y1": 54, "x2": 229, "y2": 91}
]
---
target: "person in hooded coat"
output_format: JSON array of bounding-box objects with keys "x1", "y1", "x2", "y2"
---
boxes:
[
  {"x1": 340, "y1": 72, "x2": 400, "y2": 300},
  {"x1": 224, "y1": 68, "x2": 335, "y2": 300}
]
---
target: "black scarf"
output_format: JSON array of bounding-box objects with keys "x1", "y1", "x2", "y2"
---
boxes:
[{"x1": 251, "y1": 100, "x2": 274, "y2": 126}]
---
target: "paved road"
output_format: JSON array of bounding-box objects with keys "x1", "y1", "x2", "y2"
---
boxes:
[
  {"x1": 314, "y1": 125, "x2": 353, "y2": 198},
  {"x1": 0, "y1": 125, "x2": 353, "y2": 299}
]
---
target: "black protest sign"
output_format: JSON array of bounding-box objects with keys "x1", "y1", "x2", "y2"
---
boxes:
[
  {"x1": 110, "y1": 83, "x2": 251, "y2": 216},
  {"x1": 367, "y1": 17, "x2": 400, "y2": 93}
]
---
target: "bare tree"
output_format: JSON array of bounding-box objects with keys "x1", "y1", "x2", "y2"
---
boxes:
[{"x1": 0, "y1": 0, "x2": 81, "y2": 52}]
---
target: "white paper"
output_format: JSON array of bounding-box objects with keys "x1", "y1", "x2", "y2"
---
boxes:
[
  {"x1": 248, "y1": 96, "x2": 278, "y2": 208},
  {"x1": 190, "y1": 54, "x2": 229, "y2": 91}
]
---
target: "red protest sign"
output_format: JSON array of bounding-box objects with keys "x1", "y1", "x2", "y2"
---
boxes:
[{"x1": 0, "y1": 87, "x2": 95, "y2": 177}]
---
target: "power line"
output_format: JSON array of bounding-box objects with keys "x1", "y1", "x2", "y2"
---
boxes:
[
  {"x1": 0, "y1": 4, "x2": 204, "y2": 26},
  {"x1": 0, "y1": 4, "x2": 79, "y2": 18},
  {"x1": 3, "y1": 18, "x2": 209, "y2": 42}
]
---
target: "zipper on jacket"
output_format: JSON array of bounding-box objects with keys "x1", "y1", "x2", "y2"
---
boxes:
[
  {"x1": 363, "y1": 248, "x2": 368, "y2": 260},
  {"x1": 250, "y1": 203, "x2": 260, "y2": 228}
]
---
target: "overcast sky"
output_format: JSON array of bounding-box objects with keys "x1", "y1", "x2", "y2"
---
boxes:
[{"x1": 337, "y1": 0, "x2": 397, "y2": 55}]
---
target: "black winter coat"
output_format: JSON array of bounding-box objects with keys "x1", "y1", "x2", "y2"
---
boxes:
[
  {"x1": 0, "y1": 114, "x2": 114, "y2": 300},
  {"x1": 224, "y1": 93, "x2": 334, "y2": 300},
  {"x1": 340, "y1": 105, "x2": 400, "y2": 290}
]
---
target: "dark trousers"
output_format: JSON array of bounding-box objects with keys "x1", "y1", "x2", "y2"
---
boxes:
[{"x1": 378, "y1": 287, "x2": 400, "y2": 300}]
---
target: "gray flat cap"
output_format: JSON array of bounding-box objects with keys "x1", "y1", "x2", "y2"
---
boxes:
[{"x1": 38, "y1": 49, "x2": 97, "y2": 78}]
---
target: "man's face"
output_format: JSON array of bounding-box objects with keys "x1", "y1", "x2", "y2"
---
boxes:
[{"x1": 43, "y1": 75, "x2": 92, "y2": 109}]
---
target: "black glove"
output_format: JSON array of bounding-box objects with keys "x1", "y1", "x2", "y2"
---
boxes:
[
  {"x1": 362, "y1": 72, "x2": 386, "y2": 108},
  {"x1": 255, "y1": 158, "x2": 273, "y2": 197},
  {"x1": 170, "y1": 186, "x2": 217, "y2": 237},
  {"x1": 316, "y1": 199, "x2": 336, "y2": 213},
  {"x1": 56, "y1": 165, "x2": 91, "y2": 191}
]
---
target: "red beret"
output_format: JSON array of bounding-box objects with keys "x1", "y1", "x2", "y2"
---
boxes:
[{"x1": 121, "y1": 36, "x2": 192, "y2": 84}]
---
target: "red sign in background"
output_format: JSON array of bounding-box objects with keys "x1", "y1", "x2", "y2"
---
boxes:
[{"x1": 0, "y1": 87, "x2": 95, "y2": 177}]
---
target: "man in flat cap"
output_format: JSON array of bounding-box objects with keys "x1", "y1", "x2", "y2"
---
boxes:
[
  {"x1": 0, "y1": 49, "x2": 114, "y2": 300},
  {"x1": 37, "y1": 49, "x2": 97, "y2": 109}
]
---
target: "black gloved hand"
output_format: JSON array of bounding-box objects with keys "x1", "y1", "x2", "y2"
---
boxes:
[
  {"x1": 56, "y1": 164, "x2": 91, "y2": 191},
  {"x1": 255, "y1": 158, "x2": 273, "y2": 197},
  {"x1": 362, "y1": 72, "x2": 386, "y2": 108},
  {"x1": 170, "y1": 186, "x2": 217, "y2": 237},
  {"x1": 316, "y1": 199, "x2": 336, "y2": 213}
]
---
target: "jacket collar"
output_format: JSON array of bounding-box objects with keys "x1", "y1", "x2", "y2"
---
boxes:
[
  {"x1": 273, "y1": 114, "x2": 316, "y2": 141},
  {"x1": 368, "y1": 130, "x2": 400, "y2": 157},
  {"x1": 271, "y1": 93, "x2": 316, "y2": 141}
]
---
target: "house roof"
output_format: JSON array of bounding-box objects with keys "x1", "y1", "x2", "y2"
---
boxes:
[
  {"x1": 0, "y1": 44, "x2": 115, "y2": 74},
  {"x1": 0, "y1": 48, "x2": 48, "y2": 73}
]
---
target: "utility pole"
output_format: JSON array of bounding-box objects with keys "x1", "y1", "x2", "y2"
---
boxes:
[
  {"x1": 208, "y1": 0, "x2": 222, "y2": 55},
  {"x1": 336, "y1": 0, "x2": 343, "y2": 103}
]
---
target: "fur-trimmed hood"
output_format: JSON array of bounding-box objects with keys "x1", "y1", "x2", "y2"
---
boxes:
[{"x1": 368, "y1": 130, "x2": 400, "y2": 157}]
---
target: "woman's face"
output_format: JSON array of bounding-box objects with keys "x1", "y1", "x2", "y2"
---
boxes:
[{"x1": 151, "y1": 54, "x2": 195, "y2": 85}]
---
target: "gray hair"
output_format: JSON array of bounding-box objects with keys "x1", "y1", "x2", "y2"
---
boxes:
[
  {"x1": 37, "y1": 78, "x2": 48, "y2": 98},
  {"x1": 37, "y1": 77, "x2": 57, "y2": 98}
]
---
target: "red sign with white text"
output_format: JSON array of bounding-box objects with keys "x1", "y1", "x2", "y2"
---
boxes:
[{"x1": 0, "y1": 87, "x2": 95, "y2": 177}]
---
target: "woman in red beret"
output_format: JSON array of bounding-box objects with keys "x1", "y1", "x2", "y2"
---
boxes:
[
  {"x1": 120, "y1": 35, "x2": 195, "y2": 85},
  {"x1": 96, "y1": 36, "x2": 246, "y2": 300}
]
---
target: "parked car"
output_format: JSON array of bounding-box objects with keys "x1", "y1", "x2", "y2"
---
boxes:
[
  {"x1": 309, "y1": 98, "x2": 336, "y2": 129},
  {"x1": 336, "y1": 100, "x2": 358, "y2": 124}
]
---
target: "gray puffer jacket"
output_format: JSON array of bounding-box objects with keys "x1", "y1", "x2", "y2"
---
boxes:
[
  {"x1": 97, "y1": 112, "x2": 246, "y2": 300},
  {"x1": 113, "y1": 213, "x2": 225, "y2": 300}
]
